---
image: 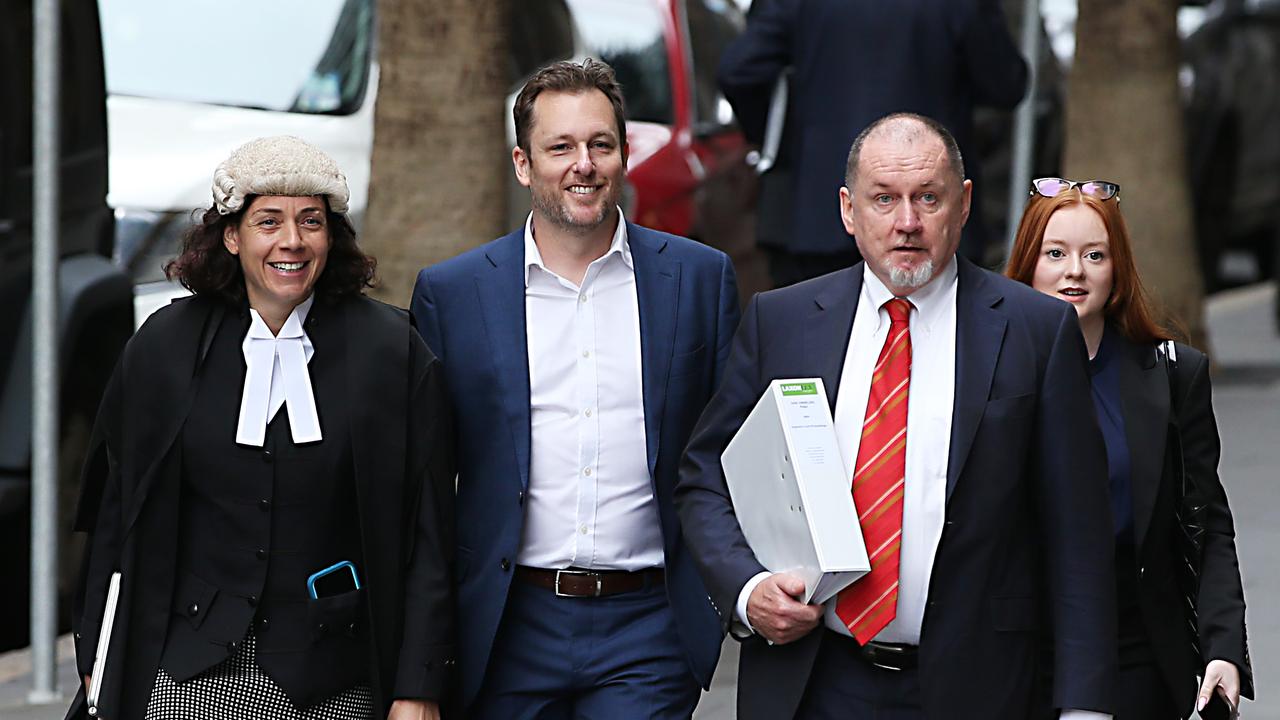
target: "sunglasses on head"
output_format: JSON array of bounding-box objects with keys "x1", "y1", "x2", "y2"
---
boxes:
[{"x1": 1030, "y1": 177, "x2": 1120, "y2": 201}]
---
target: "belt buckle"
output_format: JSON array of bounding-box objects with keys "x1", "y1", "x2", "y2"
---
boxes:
[
  {"x1": 865, "y1": 642, "x2": 907, "y2": 672},
  {"x1": 554, "y1": 569, "x2": 601, "y2": 598}
]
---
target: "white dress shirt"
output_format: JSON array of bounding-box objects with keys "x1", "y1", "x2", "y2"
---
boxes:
[
  {"x1": 517, "y1": 212, "x2": 664, "y2": 571},
  {"x1": 236, "y1": 294, "x2": 320, "y2": 446},
  {"x1": 736, "y1": 261, "x2": 956, "y2": 636},
  {"x1": 823, "y1": 260, "x2": 956, "y2": 643}
]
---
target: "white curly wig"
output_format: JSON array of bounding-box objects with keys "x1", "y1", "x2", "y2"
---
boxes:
[{"x1": 212, "y1": 136, "x2": 350, "y2": 215}]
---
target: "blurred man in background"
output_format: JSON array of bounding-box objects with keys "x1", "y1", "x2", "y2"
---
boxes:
[{"x1": 721, "y1": 0, "x2": 1028, "y2": 286}]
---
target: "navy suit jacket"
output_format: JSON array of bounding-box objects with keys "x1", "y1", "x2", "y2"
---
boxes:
[
  {"x1": 411, "y1": 222, "x2": 740, "y2": 709},
  {"x1": 720, "y1": 0, "x2": 1027, "y2": 255},
  {"x1": 676, "y1": 259, "x2": 1118, "y2": 719}
]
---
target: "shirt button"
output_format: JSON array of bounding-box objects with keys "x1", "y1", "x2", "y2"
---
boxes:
[
  {"x1": 187, "y1": 603, "x2": 199, "y2": 616},
  {"x1": 579, "y1": 294, "x2": 588, "y2": 304},
  {"x1": 581, "y1": 350, "x2": 590, "y2": 358},
  {"x1": 583, "y1": 467, "x2": 592, "y2": 477},
  {"x1": 584, "y1": 409, "x2": 592, "y2": 417},
  {"x1": 579, "y1": 525, "x2": 588, "y2": 535}
]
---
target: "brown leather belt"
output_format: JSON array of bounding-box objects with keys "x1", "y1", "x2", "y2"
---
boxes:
[{"x1": 515, "y1": 566, "x2": 665, "y2": 598}]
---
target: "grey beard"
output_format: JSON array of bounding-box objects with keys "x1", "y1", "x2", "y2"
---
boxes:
[{"x1": 887, "y1": 258, "x2": 934, "y2": 290}]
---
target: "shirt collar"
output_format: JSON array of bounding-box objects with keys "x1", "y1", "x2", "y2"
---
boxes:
[
  {"x1": 523, "y1": 207, "x2": 632, "y2": 287},
  {"x1": 246, "y1": 293, "x2": 315, "y2": 339},
  {"x1": 860, "y1": 256, "x2": 958, "y2": 331}
]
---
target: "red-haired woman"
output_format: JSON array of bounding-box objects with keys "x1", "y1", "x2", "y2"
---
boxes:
[{"x1": 1007, "y1": 178, "x2": 1252, "y2": 719}]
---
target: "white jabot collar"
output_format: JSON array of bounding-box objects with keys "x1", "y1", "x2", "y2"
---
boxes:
[{"x1": 236, "y1": 294, "x2": 321, "y2": 447}]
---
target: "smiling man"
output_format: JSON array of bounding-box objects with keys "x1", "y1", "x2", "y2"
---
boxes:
[
  {"x1": 410, "y1": 60, "x2": 739, "y2": 719},
  {"x1": 676, "y1": 113, "x2": 1119, "y2": 719}
]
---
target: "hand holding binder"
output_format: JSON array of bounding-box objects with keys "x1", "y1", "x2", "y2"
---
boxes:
[{"x1": 722, "y1": 379, "x2": 870, "y2": 605}]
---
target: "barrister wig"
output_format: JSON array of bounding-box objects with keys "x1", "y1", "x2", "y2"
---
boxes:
[{"x1": 165, "y1": 136, "x2": 375, "y2": 303}]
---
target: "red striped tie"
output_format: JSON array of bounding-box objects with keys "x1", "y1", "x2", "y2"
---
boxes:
[{"x1": 835, "y1": 297, "x2": 912, "y2": 644}]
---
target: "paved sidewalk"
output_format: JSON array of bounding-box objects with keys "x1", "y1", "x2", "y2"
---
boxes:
[
  {"x1": 0, "y1": 634, "x2": 78, "y2": 719},
  {"x1": 3, "y1": 284, "x2": 1275, "y2": 720}
]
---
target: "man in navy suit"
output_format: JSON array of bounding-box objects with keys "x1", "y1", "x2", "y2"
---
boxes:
[
  {"x1": 411, "y1": 59, "x2": 738, "y2": 719},
  {"x1": 721, "y1": 0, "x2": 1027, "y2": 284},
  {"x1": 676, "y1": 113, "x2": 1117, "y2": 719}
]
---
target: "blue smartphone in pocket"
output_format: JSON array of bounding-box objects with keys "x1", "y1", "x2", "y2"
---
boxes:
[{"x1": 307, "y1": 560, "x2": 361, "y2": 599}]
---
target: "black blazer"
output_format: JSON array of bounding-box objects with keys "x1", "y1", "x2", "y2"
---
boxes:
[
  {"x1": 676, "y1": 259, "x2": 1117, "y2": 719},
  {"x1": 1115, "y1": 334, "x2": 1253, "y2": 714},
  {"x1": 67, "y1": 294, "x2": 456, "y2": 719}
]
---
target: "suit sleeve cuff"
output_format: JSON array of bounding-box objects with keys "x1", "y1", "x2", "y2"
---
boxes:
[
  {"x1": 391, "y1": 654, "x2": 454, "y2": 701},
  {"x1": 734, "y1": 571, "x2": 773, "y2": 636},
  {"x1": 1060, "y1": 710, "x2": 1112, "y2": 720}
]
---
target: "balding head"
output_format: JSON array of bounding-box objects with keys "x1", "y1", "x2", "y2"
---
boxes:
[{"x1": 845, "y1": 113, "x2": 965, "y2": 191}]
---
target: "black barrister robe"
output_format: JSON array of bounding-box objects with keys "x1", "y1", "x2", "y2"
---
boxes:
[{"x1": 66, "y1": 293, "x2": 456, "y2": 719}]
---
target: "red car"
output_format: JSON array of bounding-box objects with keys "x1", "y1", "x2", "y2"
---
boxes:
[{"x1": 509, "y1": 0, "x2": 767, "y2": 301}]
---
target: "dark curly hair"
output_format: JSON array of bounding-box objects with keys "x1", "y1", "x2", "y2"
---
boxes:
[{"x1": 165, "y1": 196, "x2": 376, "y2": 302}]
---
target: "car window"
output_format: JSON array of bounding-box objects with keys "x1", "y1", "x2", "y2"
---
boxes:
[
  {"x1": 508, "y1": 0, "x2": 673, "y2": 126},
  {"x1": 685, "y1": 0, "x2": 743, "y2": 128},
  {"x1": 98, "y1": 0, "x2": 373, "y2": 115}
]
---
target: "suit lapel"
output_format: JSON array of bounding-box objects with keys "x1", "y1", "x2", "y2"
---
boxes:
[
  {"x1": 946, "y1": 260, "x2": 1007, "y2": 502},
  {"x1": 804, "y1": 266, "x2": 863, "y2": 410},
  {"x1": 1119, "y1": 339, "x2": 1168, "y2": 553},
  {"x1": 474, "y1": 233, "x2": 533, "y2": 490},
  {"x1": 630, "y1": 224, "x2": 680, "y2": 480}
]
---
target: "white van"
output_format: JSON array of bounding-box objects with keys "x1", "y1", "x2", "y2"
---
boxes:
[{"x1": 98, "y1": 0, "x2": 377, "y2": 326}]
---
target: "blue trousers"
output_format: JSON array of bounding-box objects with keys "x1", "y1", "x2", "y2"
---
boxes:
[
  {"x1": 795, "y1": 631, "x2": 925, "y2": 720},
  {"x1": 469, "y1": 576, "x2": 701, "y2": 720}
]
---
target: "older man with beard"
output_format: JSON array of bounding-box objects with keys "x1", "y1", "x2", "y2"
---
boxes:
[
  {"x1": 410, "y1": 59, "x2": 739, "y2": 719},
  {"x1": 675, "y1": 113, "x2": 1118, "y2": 719}
]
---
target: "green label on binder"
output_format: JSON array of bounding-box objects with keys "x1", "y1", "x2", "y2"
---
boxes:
[{"x1": 780, "y1": 382, "x2": 818, "y2": 396}]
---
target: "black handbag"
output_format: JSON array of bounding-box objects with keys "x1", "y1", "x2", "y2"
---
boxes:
[{"x1": 1158, "y1": 341, "x2": 1208, "y2": 661}]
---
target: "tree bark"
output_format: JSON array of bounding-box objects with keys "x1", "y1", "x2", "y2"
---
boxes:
[
  {"x1": 1065, "y1": 0, "x2": 1206, "y2": 347},
  {"x1": 363, "y1": 0, "x2": 508, "y2": 307}
]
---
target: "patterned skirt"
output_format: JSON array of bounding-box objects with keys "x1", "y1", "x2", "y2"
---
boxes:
[{"x1": 144, "y1": 631, "x2": 373, "y2": 720}]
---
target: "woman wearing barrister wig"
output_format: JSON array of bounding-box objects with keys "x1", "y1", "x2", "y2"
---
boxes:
[
  {"x1": 1007, "y1": 177, "x2": 1252, "y2": 719},
  {"x1": 69, "y1": 136, "x2": 455, "y2": 720}
]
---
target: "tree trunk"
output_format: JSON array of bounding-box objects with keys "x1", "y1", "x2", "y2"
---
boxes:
[
  {"x1": 1065, "y1": 0, "x2": 1206, "y2": 347},
  {"x1": 363, "y1": 0, "x2": 508, "y2": 307}
]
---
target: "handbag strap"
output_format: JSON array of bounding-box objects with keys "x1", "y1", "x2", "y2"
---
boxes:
[
  {"x1": 1158, "y1": 340, "x2": 1194, "y2": 502},
  {"x1": 1158, "y1": 340, "x2": 1182, "y2": 424}
]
